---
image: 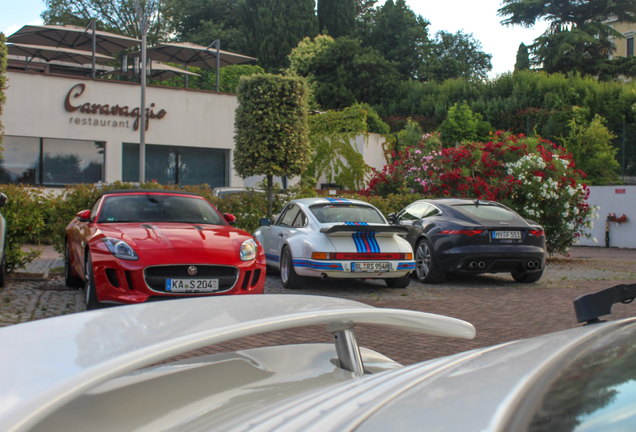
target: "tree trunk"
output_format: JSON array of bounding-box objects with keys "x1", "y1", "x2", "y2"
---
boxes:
[{"x1": 267, "y1": 174, "x2": 273, "y2": 220}]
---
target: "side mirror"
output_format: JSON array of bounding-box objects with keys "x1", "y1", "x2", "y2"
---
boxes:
[
  {"x1": 259, "y1": 217, "x2": 271, "y2": 227},
  {"x1": 224, "y1": 213, "x2": 237, "y2": 226},
  {"x1": 387, "y1": 212, "x2": 396, "y2": 224},
  {"x1": 0, "y1": 193, "x2": 8, "y2": 208},
  {"x1": 77, "y1": 210, "x2": 91, "y2": 222}
]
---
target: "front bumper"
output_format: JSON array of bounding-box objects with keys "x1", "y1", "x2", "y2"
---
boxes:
[
  {"x1": 436, "y1": 245, "x2": 546, "y2": 274},
  {"x1": 91, "y1": 247, "x2": 266, "y2": 304},
  {"x1": 293, "y1": 259, "x2": 415, "y2": 279}
]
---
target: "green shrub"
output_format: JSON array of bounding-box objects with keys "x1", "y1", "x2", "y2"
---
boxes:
[
  {"x1": 0, "y1": 186, "x2": 48, "y2": 272},
  {"x1": 0, "y1": 33, "x2": 7, "y2": 150}
]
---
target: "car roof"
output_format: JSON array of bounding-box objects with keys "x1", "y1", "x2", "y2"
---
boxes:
[{"x1": 98, "y1": 189, "x2": 202, "y2": 198}]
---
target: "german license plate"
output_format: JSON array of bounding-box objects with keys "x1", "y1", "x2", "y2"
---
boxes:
[
  {"x1": 166, "y1": 279, "x2": 219, "y2": 292},
  {"x1": 352, "y1": 262, "x2": 390, "y2": 272},
  {"x1": 492, "y1": 231, "x2": 521, "y2": 240}
]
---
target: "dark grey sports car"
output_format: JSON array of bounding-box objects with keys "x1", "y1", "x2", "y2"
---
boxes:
[{"x1": 389, "y1": 198, "x2": 546, "y2": 284}]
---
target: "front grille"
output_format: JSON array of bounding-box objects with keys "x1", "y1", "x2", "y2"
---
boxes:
[{"x1": 144, "y1": 265, "x2": 239, "y2": 293}]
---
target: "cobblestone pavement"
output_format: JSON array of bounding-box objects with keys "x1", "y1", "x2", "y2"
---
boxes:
[{"x1": 1, "y1": 246, "x2": 635, "y2": 366}]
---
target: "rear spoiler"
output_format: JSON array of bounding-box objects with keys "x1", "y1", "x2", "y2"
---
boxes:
[
  {"x1": 320, "y1": 225, "x2": 409, "y2": 235},
  {"x1": 0, "y1": 295, "x2": 474, "y2": 432}
]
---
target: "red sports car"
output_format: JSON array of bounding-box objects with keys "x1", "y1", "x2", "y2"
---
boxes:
[{"x1": 64, "y1": 190, "x2": 266, "y2": 310}]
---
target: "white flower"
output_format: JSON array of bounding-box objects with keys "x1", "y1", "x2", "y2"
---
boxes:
[
  {"x1": 592, "y1": 237, "x2": 598, "y2": 244},
  {"x1": 593, "y1": 212, "x2": 600, "y2": 220}
]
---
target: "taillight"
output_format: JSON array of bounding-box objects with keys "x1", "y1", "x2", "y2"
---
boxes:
[
  {"x1": 311, "y1": 252, "x2": 335, "y2": 260},
  {"x1": 529, "y1": 230, "x2": 544, "y2": 237},
  {"x1": 438, "y1": 229, "x2": 484, "y2": 236}
]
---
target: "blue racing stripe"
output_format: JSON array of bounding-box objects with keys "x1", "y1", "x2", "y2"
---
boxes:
[
  {"x1": 293, "y1": 260, "x2": 344, "y2": 271},
  {"x1": 265, "y1": 253, "x2": 280, "y2": 262},
  {"x1": 326, "y1": 198, "x2": 351, "y2": 204},
  {"x1": 368, "y1": 232, "x2": 380, "y2": 253},
  {"x1": 398, "y1": 262, "x2": 416, "y2": 270}
]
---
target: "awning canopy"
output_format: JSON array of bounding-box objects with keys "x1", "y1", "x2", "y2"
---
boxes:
[
  {"x1": 108, "y1": 61, "x2": 202, "y2": 80},
  {"x1": 7, "y1": 24, "x2": 140, "y2": 55},
  {"x1": 130, "y1": 42, "x2": 256, "y2": 69},
  {"x1": 7, "y1": 43, "x2": 115, "y2": 65}
]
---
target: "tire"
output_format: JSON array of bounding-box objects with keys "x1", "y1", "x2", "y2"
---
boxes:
[
  {"x1": 280, "y1": 247, "x2": 305, "y2": 289},
  {"x1": 385, "y1": 274, "x2": 411, "y2": 288},
  {"x1": 84, "y1": 252, "x2": 101, "y2": 310},
  {"x1": 414, "y1": 239, "x2": 446, "y2": 284},
  {"x1": 65, "y1": 242, "x2": 84, "y2": 288},
  {"x1": 0, "y1": 253, "x2": 6, "y2": 288},
  {"x1": 511, "y1": 269, "x2": 544, "y2": 283}
]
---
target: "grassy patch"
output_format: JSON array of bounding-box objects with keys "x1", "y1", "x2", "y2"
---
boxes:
[{"x1": 49, "y1": 266, "x2": 64, "y2": 275}]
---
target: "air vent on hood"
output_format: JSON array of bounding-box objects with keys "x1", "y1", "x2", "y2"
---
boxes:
[
  {"x1": 140, "y1": 224, "x2": 154, "y2": 230},
  {"x1": 193, "y1": 226, "x2": 204, "y2": 231}
]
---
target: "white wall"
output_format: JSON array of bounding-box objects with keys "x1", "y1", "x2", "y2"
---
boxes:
[
  {"x1": 3, "y1": 71, "x2": 242, "y2": 187},
  {"x1": 579, "y1": 185, "x2": 636, "y2": 248}
]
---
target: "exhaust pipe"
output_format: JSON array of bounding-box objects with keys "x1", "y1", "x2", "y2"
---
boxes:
[
  {"x1": 527, "y1": 261, "x2": 536, "y2": 269},
  {"x1": 468, "y1": 262, "x2": 478, "y2": 269},
  {"x1": 533, "y1": 260, "x2": 541, "y2": 269},
  {"x1": 478, "y1": 261, "x2": 486, "y2": 269},
  {"x1": 321, "y1": 273, "x2": 329, "y2": 280}
]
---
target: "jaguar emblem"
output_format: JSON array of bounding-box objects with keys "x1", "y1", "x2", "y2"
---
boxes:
[{"x1": 188, "y1": 266, "x2": 197, "y2": 276}]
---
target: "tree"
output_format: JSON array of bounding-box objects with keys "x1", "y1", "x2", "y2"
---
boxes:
[
  {"x1": 0, "y1": 33, "x2": 6, "y2": 151},
  {"x1": 234, "y1": 74, "x2": 310, "y2": 217},
  {"x1": 287, "y1": 35, "x2": 335, "y2": 110},
  {"x1": 499, "y1": 0, "x2": 636, "y2": 76},
  {"x1": 246, "y1": 0, "x2": 318, "y2": 73},
  {"x1": 42, "y1": 0, "x2": 169, "y2": 44},
  {"x1": 355, "y1": 0, "x2": 377, "y2": 16},
  {"x1": 426, "y1": 31, "x2": 492, "y2": 81},
  {"x1": 558, "y1": 111, "x2": 619, "y2": 185},
  {"x1": 357, "y1": 0, "x2": 432, "y2": 80},
  {"x1": 395, "y1": 119, "x2": 423, "y2": 154},
  {"x1": 318, "y1": 0, "x2": 355, "y2": 38},
  {"x1": 440, "y1": 102, "x2": 492, "y2": 145},
  {"x1": 163, "y1": 0, "x2": 246, "y2": 52},
  {"x1": 305, "y1": 37, "x2": 402, "y2": 110},
  {"x1": 515, "y1": 43, "x2": 530, "y2": 71}
]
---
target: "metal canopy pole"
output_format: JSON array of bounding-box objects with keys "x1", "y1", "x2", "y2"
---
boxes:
[
  {"x1": 135, "y1": 1, "x2": 148, "y2": 183},
  {"x1": 208, "y1": 40, "x2": 220, "y2": 92},
  {"x1": 85, "y1": 20, "x2": 96, "y2": 79}
]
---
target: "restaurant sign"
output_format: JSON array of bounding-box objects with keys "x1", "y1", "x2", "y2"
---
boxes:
[{"x1": 64, "y1": 83, "x2": 167, "y2": 131}]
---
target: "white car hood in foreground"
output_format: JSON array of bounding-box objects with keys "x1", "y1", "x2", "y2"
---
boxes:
[{"x1": 0, "y1": 295, "x2": 474, "y2": 432}]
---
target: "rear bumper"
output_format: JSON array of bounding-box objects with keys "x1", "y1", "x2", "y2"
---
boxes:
[
  {"x1": 436, "y1": 245, "x2": 546, "y2": 274},
  {"x1": 293, "y1": 259, "x2": 415, "y2": 279}
]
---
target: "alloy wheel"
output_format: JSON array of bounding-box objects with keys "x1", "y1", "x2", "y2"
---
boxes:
[{"x1": 415, "y1": 242, "x2": 431, "y2": 280}]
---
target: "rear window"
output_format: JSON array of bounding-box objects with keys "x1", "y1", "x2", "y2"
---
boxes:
[
  {"x1": 454, "y1": 204, "x2": 515, "y2": 221},
  {"x1": 310, "y1": 204, "x2": 385, "y2": 224}
]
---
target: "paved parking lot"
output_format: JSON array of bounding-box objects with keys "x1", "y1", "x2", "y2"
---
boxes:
[{"x1": 1, "y1": 246, "x2": 635, "y2": 365}]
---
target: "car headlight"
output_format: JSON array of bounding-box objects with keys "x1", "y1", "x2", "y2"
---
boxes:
[
  {"x1": 102, "y1": 237, "x2": 139, "y2": 261},
  {"x1": 240, "y1": 239, "x2": 258, "y2": 261}
]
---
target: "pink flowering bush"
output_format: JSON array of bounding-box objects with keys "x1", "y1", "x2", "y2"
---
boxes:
[{"x1": 364, "y1": 131, "x2": 598, "y2": 255}]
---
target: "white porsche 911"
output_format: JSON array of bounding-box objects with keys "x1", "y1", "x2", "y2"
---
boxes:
[{"x1": 253, "y1": 197, "x2": 416, "y2": 289}]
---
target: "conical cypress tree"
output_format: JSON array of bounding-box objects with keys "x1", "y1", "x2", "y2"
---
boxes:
[
  {"x1": 515, "y1": 43, "x2": 530, "y2": 71},
  {"x1": 318, "y1": 0, "x2": 356, "y2": 38},
  {"x1": 258, "y1": 0, "x2": 318, "y2": 72}
]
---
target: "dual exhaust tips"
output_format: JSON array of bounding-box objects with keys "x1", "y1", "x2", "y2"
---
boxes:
[
  {"x1": 468, "y1": 261, "x2": 486, "y2": 269},
  {"x1": 527, "y1": 260, "x2": 541, "y2": 269}
]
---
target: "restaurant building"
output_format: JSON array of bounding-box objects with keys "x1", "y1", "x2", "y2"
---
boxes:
[{"x1": 2, "y1": 69, "x2": 243, "y2": 188}]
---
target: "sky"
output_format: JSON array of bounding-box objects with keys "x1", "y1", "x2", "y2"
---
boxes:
[{"x1": 0, "y1": 0, "x2": 549, "y2": 77}]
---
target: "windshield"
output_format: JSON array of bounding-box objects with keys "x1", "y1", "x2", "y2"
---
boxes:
[
  {"x1": 309, "y1": 204, "x2": 385, "y2": 224},
  {"x1": 97, "y1": 194, "x2": 225, "y2": 225}
]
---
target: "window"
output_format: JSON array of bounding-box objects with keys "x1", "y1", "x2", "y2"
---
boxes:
[
  {"x1": 309, "y1": 204, "x2": 385, "y2": 224},
  {"x1": 454, "y1": 204, "x2": 515, "y2": 221},
  {"x1": 0, "y1": 136, "x2": 104, "y2": 186},
  {"x1": 628, "y1": 37, "x2": 634, "y2": 57},
  {"x1": 398, "y1": 203, "x2": 431, "y2": 221},
  {"x1": 279, "y1": 205, "x2": 300, "y2": 227},
  {"x1": 292, "y1": 210, "x2": 307, "y2": 227},
  {"x1": 123, "y1": 143, "x2": 228, "y2": 187}
]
